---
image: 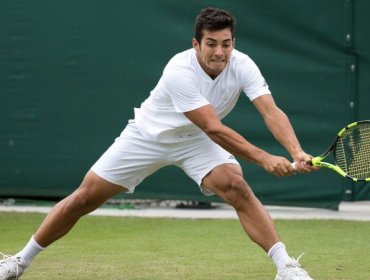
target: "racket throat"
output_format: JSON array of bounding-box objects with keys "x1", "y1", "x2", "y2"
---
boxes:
[{"x1": 310, "y1": 156, "x2": 324, "y2": 166}]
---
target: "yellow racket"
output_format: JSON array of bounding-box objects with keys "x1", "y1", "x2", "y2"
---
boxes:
[{"x1": 294, "y1": 120, "x2": 370, "y2": 181}]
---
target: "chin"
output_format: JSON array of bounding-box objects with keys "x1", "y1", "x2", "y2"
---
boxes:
[{"x1": 213, "y1": 65, "x2": 225, "y2": 72}]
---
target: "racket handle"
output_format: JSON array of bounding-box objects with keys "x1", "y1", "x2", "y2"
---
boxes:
[
  {"x1": 291, "y1": 162, "x2": 297, "y2": 170},
  {"x1": 291, "y1": 161, "x2": 314, "y2": 170}
]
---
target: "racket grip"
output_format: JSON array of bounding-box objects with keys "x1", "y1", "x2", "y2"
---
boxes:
[
  {"x1": 291, "y1": 162, "x2": 297, "y2": 170},
  {"x1": 291, "y1": 161, "x2": 314, "y2": 169}
]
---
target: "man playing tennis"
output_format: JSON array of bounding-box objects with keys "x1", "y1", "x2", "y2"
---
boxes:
[{"x1": 0, "y1": 7, "x2": 316, "y2": 280}]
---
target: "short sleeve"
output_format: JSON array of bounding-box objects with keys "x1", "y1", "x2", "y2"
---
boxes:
[{"x1": 239, "y1": 57, "x2": 271, "y2": 101}]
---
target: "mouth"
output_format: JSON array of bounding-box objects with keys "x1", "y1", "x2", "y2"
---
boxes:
[{"x1": 211, "y1": 59, "x2": 224, "y2": 63}]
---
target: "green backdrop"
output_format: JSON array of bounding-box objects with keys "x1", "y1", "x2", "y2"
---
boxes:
[{"x1": 1, "y1": 0, "x2": 369, "y2": 209}]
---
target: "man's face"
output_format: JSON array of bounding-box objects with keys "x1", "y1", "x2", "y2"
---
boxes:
[{"x1": 193, "y1": 28, "x2": 234, "y2": 79}]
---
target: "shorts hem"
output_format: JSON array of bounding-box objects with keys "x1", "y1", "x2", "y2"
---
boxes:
[{"x1": 90, "y1": 167, "x2": 135, "y2": 193}]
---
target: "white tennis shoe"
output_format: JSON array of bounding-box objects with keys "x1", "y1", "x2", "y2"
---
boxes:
[
  {"x1": 274, "y1": 254, "x2": 314, "y2": 280},
  {"x1": 0, "y1": 253, "x2": 27, "y2": 280}
]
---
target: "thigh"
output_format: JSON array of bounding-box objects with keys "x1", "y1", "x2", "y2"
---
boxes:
[
  {"x1": 177, "y1": 137, "x2": 240, "y2": 195},
  {"x1": 91, "y1": 123, "x2": 169, "y2": 192},
  {"x1": 202, "y1": 163, "x2": 244, "y2": 194}
]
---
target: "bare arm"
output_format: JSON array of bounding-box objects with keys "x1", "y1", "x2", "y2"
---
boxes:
[
  {"x1": 184, "y1": 104, "x2": 295, "y2": 176},
  {"x1": 252, "y1": 94, "x2": 316, "y2": 171},
  {"x1": 252, "y1": 95, "x2": 302, "y2": 158}
]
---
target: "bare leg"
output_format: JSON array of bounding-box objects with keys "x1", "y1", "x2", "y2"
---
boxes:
[
  {"x1": 34, "y1": 171, "x2": 126, "y2": 247},
  {"x1": 202, "y1": 164, "x2": 280, "y2": 252}
]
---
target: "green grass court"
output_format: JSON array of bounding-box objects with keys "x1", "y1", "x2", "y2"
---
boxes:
[{"x1": 1, "y1": 212, "x2": 370, "y2": 279}]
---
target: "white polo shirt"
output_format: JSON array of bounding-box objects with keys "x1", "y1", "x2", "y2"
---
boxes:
[{"x1": 130, "y1": 48, "x2": 270, "y2": 143}]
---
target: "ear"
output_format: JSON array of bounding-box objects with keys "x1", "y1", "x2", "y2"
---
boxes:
[{"x1": 192, "y1": 38, "x2": 200, "y2": 51}]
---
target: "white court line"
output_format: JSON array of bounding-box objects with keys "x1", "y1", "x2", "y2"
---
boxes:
[{"x1": 0, "y1": 202, "x2": 370, "y2": 221}]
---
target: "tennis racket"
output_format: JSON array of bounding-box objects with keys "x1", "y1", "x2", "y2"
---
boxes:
[{"x1": 292, "y1": 120, "x2": 370, "y2": 182}]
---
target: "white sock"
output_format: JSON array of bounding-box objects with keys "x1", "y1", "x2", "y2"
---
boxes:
[
  {"x1": 16, "y1": 235, "x2": 46, "y2": 266},
  {"x1": 267, "y1": 242, "x2": 292, "y2": 270}
]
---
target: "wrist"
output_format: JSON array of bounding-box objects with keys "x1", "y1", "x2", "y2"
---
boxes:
[{"x1": 290, "y1": 148, "x2": 304, "y2": 160}]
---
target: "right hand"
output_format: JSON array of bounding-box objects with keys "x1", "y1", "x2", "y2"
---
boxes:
[{"x1": 262, "y1": 155, "x2": 296, "y2": 177}]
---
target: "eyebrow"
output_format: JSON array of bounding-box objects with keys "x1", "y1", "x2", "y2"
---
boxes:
[{"x1": 205, "y1": 38, "x2": 232, "y2": 42}]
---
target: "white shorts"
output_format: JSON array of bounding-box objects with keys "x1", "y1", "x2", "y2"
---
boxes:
[{"x1": 91, "y1": 122, "x2": 240, "y2": 196}]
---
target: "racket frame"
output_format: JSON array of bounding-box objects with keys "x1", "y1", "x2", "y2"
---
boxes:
[{"x1": 310, "y1": 120, "x2": 370, "y2": 182}]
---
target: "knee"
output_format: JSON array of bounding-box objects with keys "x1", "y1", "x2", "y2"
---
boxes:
[
  {"x1": 222, "y1": 176, "x2": 254, "y2": 210},
  {"x1": 60, "y1": 186, "x2": 99, "y2": 216},
  {"x1": 56, "y1": 172, "x2": 121, "y2": 217}
]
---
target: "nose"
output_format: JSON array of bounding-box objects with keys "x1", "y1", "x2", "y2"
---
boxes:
[{"x1": 215, "y1": 45, "x2": 223, "y2": 57}]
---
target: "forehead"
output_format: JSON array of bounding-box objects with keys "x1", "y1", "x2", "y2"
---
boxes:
[{"x1": 202, "y1": 28, "x2": 233, "y2": 41}]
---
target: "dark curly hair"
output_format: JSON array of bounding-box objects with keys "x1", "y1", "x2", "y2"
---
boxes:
[{"x1": 194, "y1": 7, "x2": 236, "y2": 43}]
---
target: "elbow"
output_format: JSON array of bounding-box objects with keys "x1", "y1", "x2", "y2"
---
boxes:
[{"x1": 202, "y1": 122, "x2": 223, "y2": 137}]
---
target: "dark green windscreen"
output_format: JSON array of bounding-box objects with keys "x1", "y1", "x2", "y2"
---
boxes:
[{"x1": 1, "y1": 0, "x2": 369, "y2": 208}]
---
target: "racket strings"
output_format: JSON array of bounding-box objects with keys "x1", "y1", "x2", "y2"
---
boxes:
[{"x1": 335, "y1": 123, "x2": 370, "y2": 180}]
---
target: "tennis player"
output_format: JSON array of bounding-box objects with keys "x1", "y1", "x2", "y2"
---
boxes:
[{"x1": 0, "y1": 7, "x2": 316, "y2": 280}]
